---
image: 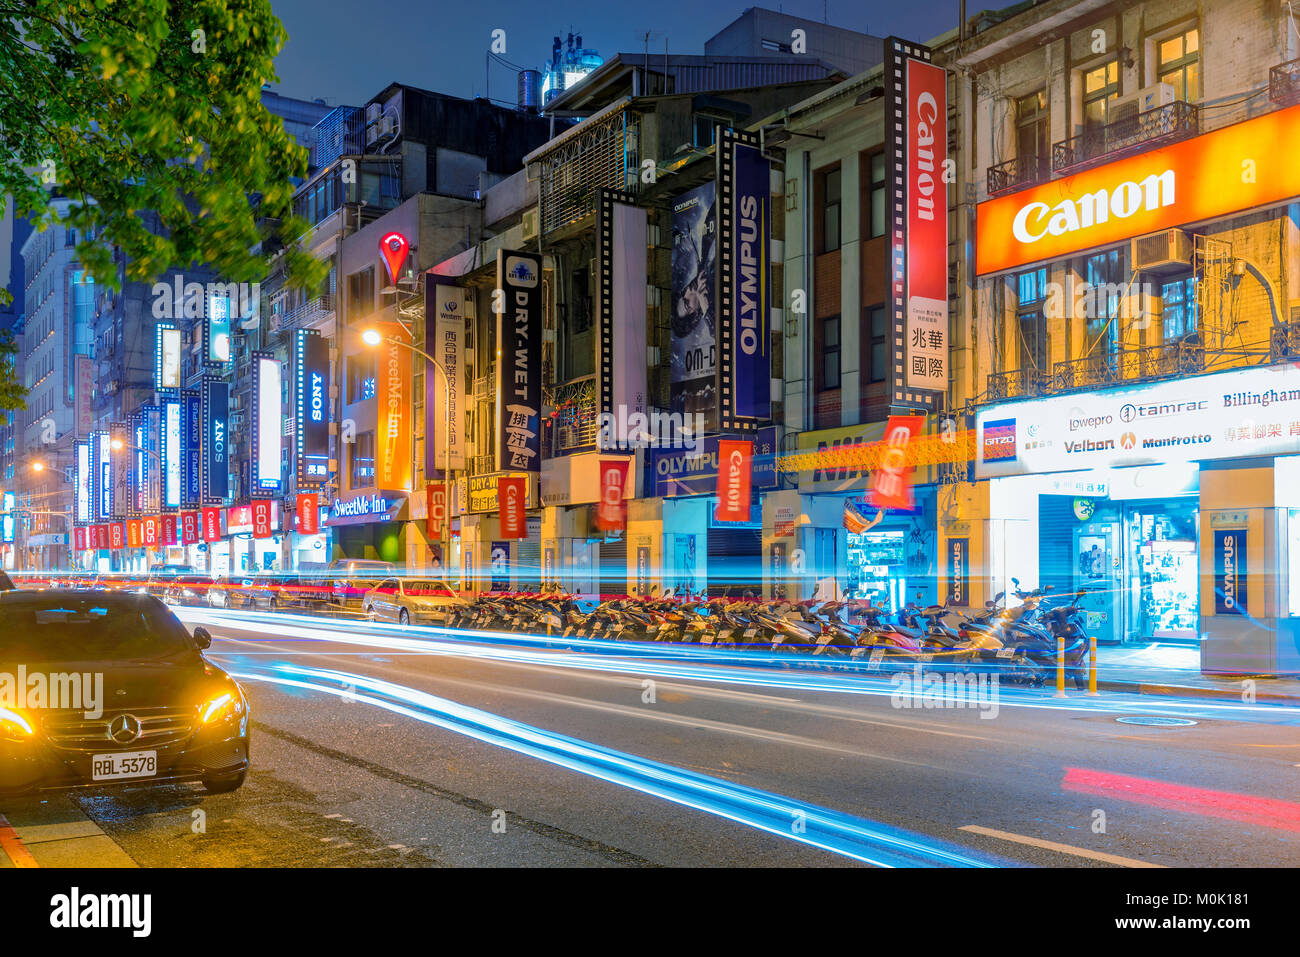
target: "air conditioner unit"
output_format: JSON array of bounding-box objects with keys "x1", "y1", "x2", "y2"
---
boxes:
[
  {"x1": 1131, "y1": 229, "x2": 1193, "y2": 274},
  {"x1": 364, "y1": 103, "x2": 382, "y2": 126},
  {"x1": 365, "y1": 124, "x2": 380, "y2": 146},
  {"x1": 1106, "y1": 82, "x2": 1176, "y2": 126},
  {"x1": 377, "y1": 115, "x2": 397, "y2": 139},
  {"x1": 521, "y1": 207, "x2": 539, "y2": 242}
]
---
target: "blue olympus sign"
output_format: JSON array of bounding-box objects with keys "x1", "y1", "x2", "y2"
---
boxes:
[{"x1": 651, "y1": 426, "x2": 777, "y2": 498}]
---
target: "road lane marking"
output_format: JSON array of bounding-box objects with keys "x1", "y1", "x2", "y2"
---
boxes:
[
  {"x1": 0, "y1": 813, "x2": 38, "y2": 868},
  {"x1": 958, "y1": 825, "x2": 1164, "y2": 868}
]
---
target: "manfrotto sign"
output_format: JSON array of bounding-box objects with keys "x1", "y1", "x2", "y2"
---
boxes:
[
  {"x1": 977, "y1": 102, "x2": 1300, "y2": 275},
  {"x1": 975, "y1": 363, "x2": 1300, "y2": 479}
]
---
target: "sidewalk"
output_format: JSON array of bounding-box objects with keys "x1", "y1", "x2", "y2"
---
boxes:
[{"x1": 1096, "y1": 643, "x2": 1300, "y2": 704}]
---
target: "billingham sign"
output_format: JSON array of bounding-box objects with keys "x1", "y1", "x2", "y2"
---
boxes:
[
  {"x1": 977, "y1": 102, "x2": 1300, "y2": 275},
  {"x1": 496, "y1": 249, "x2": 542, "y2": 473},
  {"x1": 885, "y1": 37, "x2": 949, "y2": 409},
  {"x1": 426, "y1": 280, "x2": 468, "y2": 473}
]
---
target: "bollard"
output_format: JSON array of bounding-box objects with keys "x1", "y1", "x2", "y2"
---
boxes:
[
  {"x1": 1054, "y1": 634, "x2": 1066, "y2": 698},
  {"x1": 1087, "y1": 633, "x2": 1098, "y2": 696}
]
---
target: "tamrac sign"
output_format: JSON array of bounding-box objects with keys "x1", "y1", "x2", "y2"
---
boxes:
[{"x1": 496, "y1": 250, "x2": 542, "y2": 473}]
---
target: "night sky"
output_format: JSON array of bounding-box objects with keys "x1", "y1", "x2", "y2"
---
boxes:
[{"x1": 267, "y1": 0, "x2": 959, "y2": 108}]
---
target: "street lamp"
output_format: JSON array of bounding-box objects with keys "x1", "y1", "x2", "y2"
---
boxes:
[{"x1": 361, "y1": 325, "x2": 455, "y2": 582}]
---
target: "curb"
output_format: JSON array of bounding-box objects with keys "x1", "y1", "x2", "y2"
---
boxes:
[{"x1": 1096, "y1": 678, "x2": 1300, "y2": 705}]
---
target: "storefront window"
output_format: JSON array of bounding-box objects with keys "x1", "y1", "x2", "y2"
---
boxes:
[{"x1": 847, "y1": 529, "x2": 905, "y2": 610}]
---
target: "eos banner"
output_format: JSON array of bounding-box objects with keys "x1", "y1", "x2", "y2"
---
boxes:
[
  {"x1": 202, "y1": 377, "x2": 229, "y2": 502},
  {"x1": 181, "y1": 511, "x2": 200, "y2": 546},
  {"x1": 375, "y1": 324, "x2": 412, "y2": 490},
  {"x1": 143, "y1": 516, "x2": 159, "y2": 548},
  {"x1": 977, "y1": 102, "x2": 1300, "y2": 275},
  {"x1": 253, "y1": 354, "x2": 282, "y2": 494},
  {"x1": 670, "y1": 180, "x2": 718, "y2": 430},
  {"x1": 595, "y1": 458, "x2": 630, "y2": 533},
  {"x1": 495, "y1": 250, "x2": 542, "y2": 473},
  {"x1": 498, "y1": 476, "x2": 526, "y2": 539},
  {"x1": 598, "y1": 194, "x2": 649, "y2": 445},
  {"x1": 425, "y1": 282, "x2": 467, "y2": 474},
  {"x1": 109, "y1": 522, "x2": 125, "y2": 550},
  {"x1": 252, "y1": 500, "x2": 273, "y2": 538},
  {"x1": 723, "y1": 137, "x2": 771, "y2": 422},
  {"x1": 296, "y1": 493, "x2": 319, "y2": 535},
  {"x1": 426, "y1": 483, "x2": 446, "y2": 539},
  {"x1": 201, "y1": 506, "x2": 222, "y2": 542},
  {"x1": 871, "y1": 414, "x2": 924, "y2": 510},
  {"x1": 713, "y1": 439, "x2": 753, "y2": 522},
  {"x1": 295, "y1": 330, "x2": 329, "y2": 486}
]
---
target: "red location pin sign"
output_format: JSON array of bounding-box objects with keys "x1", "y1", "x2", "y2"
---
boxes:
[{"x1": 379, "y1": 231, "x2": 409, "y2": 283}]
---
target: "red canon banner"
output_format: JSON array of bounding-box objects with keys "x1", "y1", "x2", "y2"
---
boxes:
[
  {"x1": 143, "y1": 517, "x2": 159, "y2": 548},
  {"x1": 595, "y1": 459, "x2": 630, "y2": 533},
  {"x1": 252, "y1": 500, "x2": 273, "y2": 538},
  {"x1": 426, "y1": 483, "x2": 446, "y2": 539},
  {"x1": 871, "y1": 414, "x2": 925, "y2": 510},
  {"x1": 74, "y1": 526, "x2": 87, "y2": 551},
  {"x1": 109, "y1": 522, "x2": 125, "y2": 550},
  {"x1": 162, "y1": 514, "x2": 178, "y2": 545},
  {"x1": 127, "y1": 519, "x2": 142, "y2": 549},
  {"x1": 91, "y1": 524, "x2": 107, "y2": 550},
  {"x1": 498, "y1": 476, "x2": 525, "y2": 539},
  {"x1": 714, "y1": 439, "x2": 753, "y2": 523},
  {"x1": 181, "y1": 511, "x2": 200, "y2": 546},
  {"x1": 201, "y1": 507, "x2": 222, "y2": 542},
  {"x1": 296, "y1": 493, "x2": 319, "y2": 536}
]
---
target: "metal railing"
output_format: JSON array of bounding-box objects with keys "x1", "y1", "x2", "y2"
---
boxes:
[
  {"x1": 988, "y1": 338, "x2": 1206, "y2": 401},
  {"x1": 1270, "y1": 317, "x2": 1300, "y2": 361},
  {"x1": 1053, "y1": 101, "x2": 1199, "y2": 173},
  {"x1": 536, "y1": 106, "x2": 640, "y2": 236},
  {"x1": 546, "y1": 374, "x2": 598, "y2": 452},
  {"x1": 275, "y1": 294, "x2": 334, "y2": 332},
  {"x1": 1271, "y1": 58, "x2": 1300, "y2": 106},
  {"x1": 986, "y1": 155, "x2": 1048, "y2": 196}
]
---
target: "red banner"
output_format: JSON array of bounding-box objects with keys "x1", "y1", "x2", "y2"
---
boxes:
[
  {"x1": 162, "y1": 514, "x2": 178, "y2": 546},
  {"x1": 109, "y1": 522, "x2": 125, "y2": 550},
  {"x1": 296, "y1": 493, "x2": 319, "y2": 536},
  {"x1": 252, "y1": 500, "x2": 273, "y2": 538},
  {"x1": 143, "y1": 517, "x2": 159, "y2": 548},
  {"x1": 871, "y1": 414, "x2": 924, "y2": 510},
  {"x1": 426, "y1": 484, "x2": 446, "y2": 539},
  {"x1": 498, "y1": 476, "x2": 525, "y2": 539},
  {"x1": 713, "y1": 439, "x2": 753, "y2": 523},
  {"x1": 376, "y1": 323, "x2": 412, "y2": 491},
  {"x1": 201, "y1": 507, "x2": 222, "y2": 542},
  {"x1": 74, "y1": 526, "x2": 87, "y2": 551},
  {"x1": 90, "y1": 524, "x2": 107, "y2": 550},
  {"x1": 595, "y1": 459, "x2": 630, "y2": 533},
  {"x1": 181, "y1": 511, "x2": 200, "y2": 546},
  {"x1": 127, "y1": 519, "x2": 142, "y2": 549}
]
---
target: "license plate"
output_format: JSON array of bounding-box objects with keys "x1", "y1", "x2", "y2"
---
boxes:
[
  {"x1": 996, "y1": 647, "x2": 1015, "y2": 659},
  {"x1": 92, "y1": 751, "x2": 157, "y2": 781},
  {"x1": 716, "y1": 629, "x2": 733, "y2": 642},
  {"x1": 743, "y1": 628, "x2": 757, "y2": 638},
  {"x1": 917, "y1": 653, "x2": 933, "y2": 663}
]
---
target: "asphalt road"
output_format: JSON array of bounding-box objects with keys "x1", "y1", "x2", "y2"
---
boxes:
[{"x1": 3, "y1": 607, "x2": 1298, "y2": 868}]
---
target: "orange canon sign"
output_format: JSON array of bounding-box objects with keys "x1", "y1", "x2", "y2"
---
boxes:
[{"x1": 976, "y1": 103, "x2": 1300, "y2": 275}]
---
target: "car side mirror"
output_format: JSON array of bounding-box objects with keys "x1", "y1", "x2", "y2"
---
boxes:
[{"x1": 193, "y1": 626, "x2": 212, "y2": 650}]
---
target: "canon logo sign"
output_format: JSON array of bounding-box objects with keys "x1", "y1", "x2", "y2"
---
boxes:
[
  {"x1": 1011, "y1": 169, "x2": 1175, "y2": 245},
  {"x1": 913, "y1": 90, "x2": 941, "y2": 222}
]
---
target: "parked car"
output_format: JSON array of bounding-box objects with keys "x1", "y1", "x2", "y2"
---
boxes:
[
  {"x1": 362, "y1": 578, "x2": 466, "y2": 626},
  {"x1": 162, "y1": 575, "x2": 216, "y2": 607},
  {"x1": 328, "y1": 559, "x2": 397, "y2": 609},
  {"x1": 0, "y1": 570, "x2": 12, "y2": 591}
]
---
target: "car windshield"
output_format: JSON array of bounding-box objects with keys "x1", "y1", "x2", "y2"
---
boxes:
[
  {"x1": 0, "y1": 594, "x2": 195, "y2": 663},
  {"x1": 406, "y1": 581, "x2": 455, "y2": 596}
]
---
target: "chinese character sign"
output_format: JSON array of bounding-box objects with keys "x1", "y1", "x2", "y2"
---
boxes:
[{"x1": 495, "y1": 250, "x2": 542, "y2": 473}]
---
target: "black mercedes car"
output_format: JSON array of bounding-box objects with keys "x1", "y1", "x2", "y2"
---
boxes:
[{"x1": 0, "y1": 590, "x2": 249, "y2": 796}]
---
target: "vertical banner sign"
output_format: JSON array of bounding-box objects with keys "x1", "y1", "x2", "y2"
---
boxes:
[
  {"x1": 295, "y1": 330, "x2": 330, "y2": 485},
  {"x1": 75, "y1": 355, "x2": 93, "y2": 436},
  {"x1": 74, "y1": 526, "x2": 87, "y2": 552},
  {"x1": 252, "y1": 500, "x2": 273, "y2": 538},
  {"x1": 713, "y1": 439, "x2": 753, "y2": 522},
  {"x1": 183, "y1": 390, "x2": 202, "y2": 507},
  {"x1": 490, "y1": 542, "x2": 510, "y2": 591},
  {"x1": 252, "y1": 353, "x2": 283, "y2": 495},
  {"x1": 92, "y1": 430, "x2": 112, "y2": 521},
  {"x1": 143, "y1": 516, "x2": 159, "y2": 548},
  {"x1": 204, "y1": 292, "x2": 232, "y2": 365},
  {"x1": 127, "y1": 519, "x2": 142, "y2": 549},
  {"x1": 670, "y1": 180, "x2": 718, "y2": 430},
  {"x1": 636, "y1": 546, "x2": 651, "y2": 595},
  {"x1": 202, "y1": 377, "x2": 229, "y2": 503},
  {"x1": 162, "y1": 513, "x2": 178, "y2": 546},
  {"x1": 886, "y1": 38, "x2": 948, "y2": 409},
  {"x1": 717, "y1": 130, "x2": 771, "y2": 429},
  {"x1": 1214, "y1": 528, "x2": 1248, "y2": 615},
  {"x1": 498, "y1": 476, "x2": 526, "y2": 539},
  {"x1": 156, "y1": 323, "x2": 181, "y2": 390},
  {"x1": 426, "y1": 484, "x2": 446, "y2": 539},
  {"x1": 109, "y1": 522, "x2": 125, "y2": 550},
  {"x1": 871, "y1": 414, "x2": 924, "y2": 510},
  {"x1": 143, "y1": 406, "x2": 162, "y2": 513},
  {"x1": 425, "y1": 282, "x2": 468, "y2": 474},
  {"x1": 495, "y1": 250, "x2": 543, "y2": 473},
  {"x1": 87, "y1": 525, "x2": 100, "y2": 550},
  {"x1": 296, "y1": 493, "x2": 319, "y2": 535},
  {"x1": 595, "y1": 458, "x2": 630, "y2": 533},
  {"x1": 75, "y1": 440, "x2": 91, "y2": 524},
  {"x1": 162, "y1": 398, "x2": 182, "y2": 508},
  {"x1": 110, "y1": 423, "x2": 132, "y2": 519},
  {"x1": 597, "y1": 193, "x2": 648, "y2": 447},
  {"x1": 201, "y1": 506, "x2": 222, "y2": 543},
  {"x1": 181, "y1": 511, "x2": 199, "y2": 546},
  {"x1": 375, "y1": 325, "x2": 412, "y2": 491},
  {"x1": 946, "y1": 537, "x2": 969, "y2": 605}
]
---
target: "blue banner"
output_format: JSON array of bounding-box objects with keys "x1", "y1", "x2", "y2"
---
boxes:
[
  {"x1": 1214, "y1": 528, "x2": 1247, "y2": 615},
  {"x1": 184, "y1": 390, "x2": 202, "y2": 508},
  {"x1": 203, "y1": 378, "x2": 229, "y2": 502},
  {"x1": 651, "y1": 426, "x2": 777, "y2": 498},
  {"x1": 731, "y1": 142, "x2": 771, "y2": 420}
]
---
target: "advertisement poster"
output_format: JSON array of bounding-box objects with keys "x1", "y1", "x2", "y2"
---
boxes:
[
  {"x1": 713, "y1": 439, "x2": 753, "y2": 522},
  {"x1": 729, "y1": 141, "x2": 771, "y2": 420},
  {"x1": 670, "y1": 181, "x2": 717, "y2": 429},
  {"x1": 296, "y1": 493, "x2": 319, "y2": 536},
  {"x1": 181, "y1": 511, "x2": 199, "y2": 546},
  {"x1": 183, "y1": 390, "x2": 202, "y2": 508},
  {"x1": 426, "y1": 282, "x2": 468, "y2": 475},
  {"x1": 202, "y1": 377, "x2": 229, "y2": 502},
  {"x1": 296, "y1": 330, "x2": 330, "y2": 485},
  {"x1": 946, "y1": 537, "x2": 969, "y2": 606},
  {"x1": 595, "y1": 459, "x2": 630, "y2": 533},
  {"x1": 904, "y1": 56, "x2": 949, "y2": 394},
  {"x1": 426, "y1": 484, "x2": 446, "y2": 540},
  {"x1": 495, "y1": 250, "x2": 543, "y2": 473},
  {"x1": 253, "y1": 354, "x2": 283, "y2": 494},
  {"x1": 498, "y1": 476, "x2": 526, "y2": 539},
  {"x1": 490, "y1": 541, "x2": 510, "y2": 592},
  {"x1": 1214, "y1": 528, "x2": 1247, "y2": 615}
]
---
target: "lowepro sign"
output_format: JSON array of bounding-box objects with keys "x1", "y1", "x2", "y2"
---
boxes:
[
  {"x1": 977, "y1": 102, "x2": 1300, "y2": 275},
  {"x1": 975, "y1": 363, "x2": 1300, "y2": 479}
]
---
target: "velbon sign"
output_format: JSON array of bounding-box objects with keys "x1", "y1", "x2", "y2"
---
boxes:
[{"x1": 976, "y1": 103, "x2": 1300, "y2": 275}]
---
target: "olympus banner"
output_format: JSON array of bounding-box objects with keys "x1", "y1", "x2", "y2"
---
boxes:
[
  {"x1": 495, "y1": 249, "x2": 542, "y2": 473},
  {"x1": 426, "y1": 280, "x2": 468, "y2": 474}
]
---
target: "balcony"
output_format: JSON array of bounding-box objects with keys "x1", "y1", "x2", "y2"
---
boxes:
[
  {"x1": 275, "y1": 294, "x2": 334, "y2": 333},
  {"x1": 1271, "y1": 58, "x2": 1300, "y2": 107},
  {"x1": 1052, "y1": 101, "x2": 1199, "y2": 174},
  {"x1": 545, "y1": 375, "x2": 598, "y2": 453},
  {"x1": 987, "y1": 338, "x2": 1205, "y2": 402},
  {"x1": 986, "y1": 155, "x2": 1048, "y2": 196}
]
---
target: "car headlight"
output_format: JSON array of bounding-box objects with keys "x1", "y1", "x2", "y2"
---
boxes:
[
  {"x1": 199, "y1": 691, "x2": 245, "y2": 725},
  {"x1": 0, "y1": 706, "x2": 34, "y2": 742}
]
